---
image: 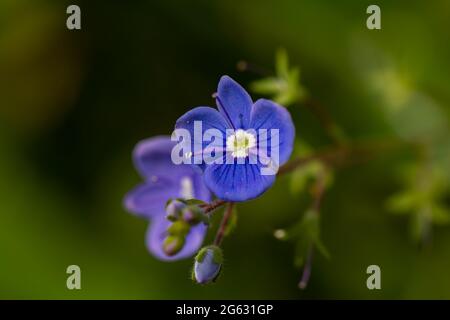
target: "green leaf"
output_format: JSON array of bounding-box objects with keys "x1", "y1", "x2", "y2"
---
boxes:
[
  {"x1": 410, "y1": 209, "x2": 430, "y2": 243},
  {"x1": 431, "y1": 204, "x2": 450, "y2": 225},
  {"x1": 250, "y1": 77, "x2": 284, "y2": 95},
  {"x1": 389, "y1": 159, "x2": 450, "y2": 243},
  {"x1": 275, "y1": 48, "x2": 289, "y2": 79},
  {"x1": 386, "y1": 191, "x2": 417, "y2": 214},
  {"x1": 249, "y1": 49, "x2": 306, "y2": 107},
  {"x1": 314, "y1": 237, "x2": 331, "y2": 260},
  {"x1": 289, "y1": 160, "x2": 326, "y2": 195},
  {"x1": 290, "y1": 168, "x2": 311, "y2": 195},
  {"x1": 286, "y1": 209, "x2": 330, "y2": 267}
]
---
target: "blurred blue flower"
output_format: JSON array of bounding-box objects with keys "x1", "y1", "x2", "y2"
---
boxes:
[
  {"x1": 124, "y1": 136, "x2": 211, "y2": 261},
  {"x1": 175, "y1": 76, "x2": 295, "y2": 201}
]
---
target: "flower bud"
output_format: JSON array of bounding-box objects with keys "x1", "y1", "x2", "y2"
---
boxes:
[
  {"x1": 163, "y1": 235, "x2": 185, "y2": 256},
  {"x1": 193, "y1": 245, "x2": 222, "y2": 284},
  {"x1": 168, "y1": 220, "x2": 190, "y2": 236},
  {"x1": 182, "y1": 205, "x2": 206, "y2": 225},
  {"x1": 165, "y1": 199, "x2": 186, "y2": 222}
]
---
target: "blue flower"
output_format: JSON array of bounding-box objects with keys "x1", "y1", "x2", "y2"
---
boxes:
[
  {"x1": 175, "y1": 76, "x2": 295, "y2": 202},
  {"x1": 124, "y1": 136, "x2": 211, "y2": 261}
]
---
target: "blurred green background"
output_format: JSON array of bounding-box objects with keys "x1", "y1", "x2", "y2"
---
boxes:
[{"x1": 0, "y1": 0, "x2": 449, "y2": 299}]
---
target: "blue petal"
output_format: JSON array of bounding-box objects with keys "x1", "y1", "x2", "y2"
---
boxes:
[
  {"x1": 124, "y1": 170, "x2": 211, "y2": 218},
  {"x1": 175, "y1": 106, "x2": 229, "y2": 168},
  {"x1": 203, "y1": 161, "x2": 276, "y2": 202},
  {"x1": 250, "y1": 99, "x2": 295, "y2": 165},
  {"x1": 126, "y1": 136, "x2": 211, "y2": 218},
  {"x1": 133, "y1": 136, "x2": 192, "y2": 181},
  {"x1": 216, "y1": 75, "x2": 253, "y2": 129},
  {"x1": 123, "y1": 180, "x2": 178, "y2": 219},
  {"x1": 146, "y1": 215, "x2": 207, "y2": 261}
]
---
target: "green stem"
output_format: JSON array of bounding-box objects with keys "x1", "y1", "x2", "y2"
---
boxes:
[{"x1": 298, "y1": 169, "x2": 327, "y2": 290}]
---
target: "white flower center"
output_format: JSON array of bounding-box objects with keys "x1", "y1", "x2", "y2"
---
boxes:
[
  {"x1": 226, "y1": 129, "x2": 256, "y2": 158},
  {"x1": 180, "y1": 176, "x2": 194, "y2": 200}
]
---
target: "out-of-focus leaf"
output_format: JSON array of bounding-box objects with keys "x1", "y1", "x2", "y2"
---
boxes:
[
  {"x1": 390, "y1": 93, "x2": 448, "y2": 142},
  {"x1": 250, "y1": 49, "x2": 305, "y2": 106},
  {"x1": 290, "y1": 160, "x2": 332, "y2": 196},
  {"x1": 389, "y1": 159, "x2": 450, "y2": 242},
  {"x1": 275, "y1": 48, "x2": 289, "y2": 79},
  {"x1": 431, "y1": 204, "x2": 450, "y2": 225},
  {"x1": 250, "y1": 77, "x2": 284, "y2": 95},
  {"x1": 386, "y1": 191, "x2": 417, "y2": 214},
  {"x1": 279, "y1": 209, "x2": 330, "y2": 268},
  {"x1": 410, "y1": 208, "x2": 431, "y2": 244}
]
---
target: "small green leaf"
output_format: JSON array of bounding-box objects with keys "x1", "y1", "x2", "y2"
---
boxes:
[
  {"x1": 290, "y1": 169, "x2": 310, "y2": 195},
  {"x1": 386, "y1": 191, "x2": 417, "y2": 214},
  {"x1": 290, "y1": 160, "x2": 326, "y2": 195},
  {"x1": 275, "y1": 48, "x2": 289, "y2": 79},
  {"x1": 431, "y1": 204, "x2": 450, "y2": 225},
  {"x1": 314, "y1": 238, "x2": 331, "y2": 260},
  {"x1": 250, "y1": 77, "x2": 284, "y2": 95},
  {"x1": 286, "y1": 209, "x2": 330, "y2": 267},
  {"x1": 410, "y1": 208, "x2": 430, "y2": 243},
  {"x1": 249, "y1": 49, "x2": 306, "y2": 107}
]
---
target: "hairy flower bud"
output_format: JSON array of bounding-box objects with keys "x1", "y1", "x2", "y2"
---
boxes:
[
  {"x1": 182, "y1": 205, "x2": 206, "y2": 225},
  {"x1": 193, "y1": 245, "x2": 223, "y2": 284},
  {"x1": 165, "y1": 199, "x2": 186, "y2": 222}
]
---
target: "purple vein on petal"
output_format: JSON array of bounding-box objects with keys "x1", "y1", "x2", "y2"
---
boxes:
[
  {"x1": 216, "y1": 96, "x2": 236, "y2": 130},
  {"x1": 253, "y1": 112, "x2": 273, "y2": 131}
]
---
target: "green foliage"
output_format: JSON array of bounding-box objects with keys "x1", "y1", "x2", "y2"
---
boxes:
[
  {"x1": 387, "y1": 163, "x2": 450, "y2": 242},
  {"x1": 250, "y1": 48, "x2": 306, "y2": 106},
  {"x1": 289, "y1": 142, "x2": 334, "y2": 196},
  {"x1": 276, "y1": 209, "x2": 330, "y2": 268}
]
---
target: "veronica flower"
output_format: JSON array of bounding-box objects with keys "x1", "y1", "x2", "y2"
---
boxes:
[
  {"x1": 124, "y1": 136, "x2": 211, "y2": 261},
  {"x1": 175, "y1": 76, "x2": 295, "y2": 202}
]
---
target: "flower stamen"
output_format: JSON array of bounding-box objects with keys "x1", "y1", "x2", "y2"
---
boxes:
[{"x1": 226, "y1": 129, "x2": 256, "y2": 158}]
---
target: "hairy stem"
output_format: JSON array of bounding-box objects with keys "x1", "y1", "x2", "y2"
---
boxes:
[
  {"x1": 201, "y1": 199, "x2": 227, "y2": 215},
  {"x1": 214, "y1": 202, "x2": 235, "y2": 246}
]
